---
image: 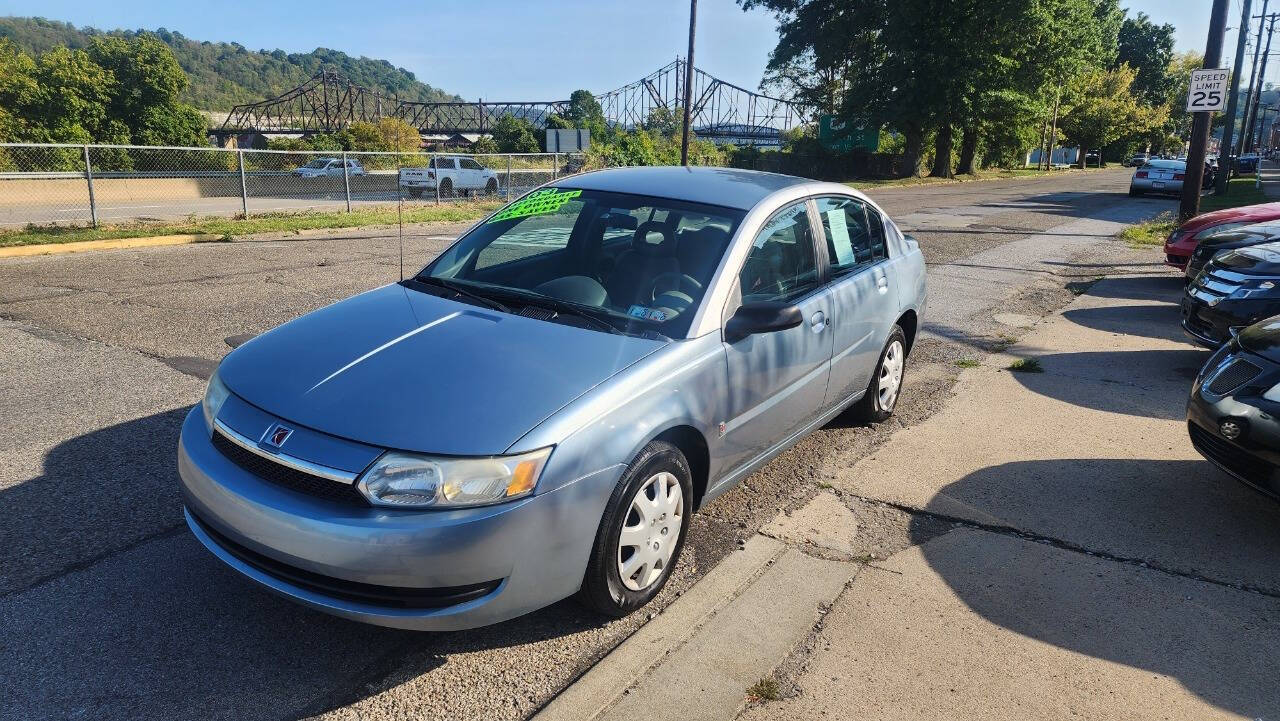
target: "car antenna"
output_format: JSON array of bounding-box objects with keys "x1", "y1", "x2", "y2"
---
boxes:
[{"x1": 397, "y1": 165, "x2": 405, "y2": 282}]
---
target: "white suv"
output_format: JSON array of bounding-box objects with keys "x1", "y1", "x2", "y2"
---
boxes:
[
  {"x1": 292, "y1": 157, "x2": 365, "y2": 178},
  {"x1": 400, "y1": 156, "x2": 499, "y2": 197}
]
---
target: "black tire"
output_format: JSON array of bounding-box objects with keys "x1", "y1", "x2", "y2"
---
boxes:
[
  {"x1": 577, "y1": 440, "x2": 693, "y2": 618},
  {"x1": 850, "y1": 325, "x2": 908, "y2": 424},
  {"x1": 486, "y1": 178, "x2": 498, "y2": 195},
  {"x1": 439, "y1": 178, "x2": 453, "y2": 198},
  {"x1": 1129, "y1": 188, "x2": 1143, "y2": 197}
]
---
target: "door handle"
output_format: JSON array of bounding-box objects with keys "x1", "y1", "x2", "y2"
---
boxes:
[{"x1": 809, "y1": 311, "x2": 826, "y2": 333}]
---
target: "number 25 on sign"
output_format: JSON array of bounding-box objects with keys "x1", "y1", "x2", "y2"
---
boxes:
[{"x1": 1187, "y1": 69, "x2": 1228, "y2": 113}]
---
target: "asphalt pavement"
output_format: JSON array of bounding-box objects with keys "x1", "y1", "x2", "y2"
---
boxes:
[{"x1": 0, "y1": 167, "x2": 1187, "y2": 720}]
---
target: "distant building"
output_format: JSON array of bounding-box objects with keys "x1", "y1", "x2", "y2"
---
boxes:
[{"x1": 1026, "y1": 147, "x2": 1080, "y2": 167}]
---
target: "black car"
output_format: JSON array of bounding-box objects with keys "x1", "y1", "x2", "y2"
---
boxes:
[
  {"x1": 1184, "y1": 220, "x2": 1280, "y2": 283},
  {"x1": 1235, "y1": 154, "x2": 1260, "y2": 176},
  {"x1": 1183, "y1": 240, "x2": 1280, "y2": 347},
  {"x1": 1188, "y1": 316, "x2": 1280, "y2": 499}
]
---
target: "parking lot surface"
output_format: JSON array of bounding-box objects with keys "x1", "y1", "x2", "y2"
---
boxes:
[{"x1": 1, "y1": 167, "x2": 1206, "y2": 720}]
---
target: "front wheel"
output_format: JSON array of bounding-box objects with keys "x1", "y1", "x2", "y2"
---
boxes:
[
  {"x1": 486, "y1": 178, "x2": 498, "y2": 195},
  {"x1": 851, "y1": 325, "x2": 907, "y2": 423},
  {"x1": 577, "y1": 441, "x2": 692, "y2": 617}
]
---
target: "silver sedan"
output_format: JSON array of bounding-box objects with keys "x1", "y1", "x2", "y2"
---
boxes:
[
  {"x1": 178, "y1": 166, "x2": 928, "y2": 630},
  {"x1": 1129, "y1": 159, "x2": 1186, "y2": 196}
]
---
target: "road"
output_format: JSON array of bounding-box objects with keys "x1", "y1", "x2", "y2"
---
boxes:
[
  {"x1": 0, "y1": 172, "x2": 553, "y2": 226},
  {"x1": 0, "y1": 167, "x2": 1181, "y2": 720}
]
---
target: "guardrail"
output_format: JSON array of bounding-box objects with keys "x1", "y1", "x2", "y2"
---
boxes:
[{"x1": 0, "y1": 142, "x2": 585, "y2": 228}]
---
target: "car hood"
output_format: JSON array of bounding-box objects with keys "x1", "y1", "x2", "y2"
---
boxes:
[
  {"x1": 1183, "y1": 203, "x2": 1280, "y2": 235},
  {"x1": 217, "y1": 284, "x2": 665, "y2": 455},
  {"x1": 1238, "y1": 316, "x2": 1280, "y2": 363},
  {"x1": 1214, "y1": 241, "x2": 1280, "y2": 275}
]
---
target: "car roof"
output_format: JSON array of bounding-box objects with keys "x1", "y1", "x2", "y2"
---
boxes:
[{"x1": 557, "y1": 166, "x2": 818, "y2": 210}]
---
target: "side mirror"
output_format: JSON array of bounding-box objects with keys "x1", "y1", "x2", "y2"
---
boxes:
[{"x1": 725, "y1": 301, "x2": 803, "y2": 343}]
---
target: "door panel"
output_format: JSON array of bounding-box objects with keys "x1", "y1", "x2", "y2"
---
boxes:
[
  {"x1": 814, "y1": 197, "x2": 897, "y2": 405},
  {"x1": 720, "y1": 200, "x2": 834, "y2": 475}
]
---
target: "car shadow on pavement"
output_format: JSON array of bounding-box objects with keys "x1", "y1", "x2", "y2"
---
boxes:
[
  {"x1": 1066, "y1": 274, "x2": 1185, "y2": 302},
  {"x1": 1007, "y1": 348, "x2": 1209, "y2": 421},
  {"x1": 0, "y1": 409, "x2": 641, "y2": 721},
  {"x1": 910, "y1": 458, "x2": 1280, "y2": 718},
  {"x1": 1061, "y1": 303, "x2": 1189, "y2": 343}
]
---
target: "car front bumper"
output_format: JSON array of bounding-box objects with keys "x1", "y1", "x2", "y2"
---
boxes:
[
  {"x1": 177, "y1": 407, "x2": 621, "y2": 630},
  {"x1": 1188, "y1": 349, "x2": 1280, "y2": 499},
  {"x1": 1180, "y1": 292, "x2": 1280, "y2": 349}
]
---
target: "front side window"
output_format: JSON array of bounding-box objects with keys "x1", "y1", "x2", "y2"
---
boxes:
[
  {"x1": 738, "y1": 201, "x2": 819, "y2": 303},
  {"x1": 460, "y1": 158, "x2": 483, "y2": 170},
  {"x1": 435, "y1": 158, "x2": 457, "y2": 169},
  {"x1": 421, "y1": 188, "x2": 744, "y2": 337},
  {"x1": 814, "y1": 196, "x2": 886, "y2": 275}
]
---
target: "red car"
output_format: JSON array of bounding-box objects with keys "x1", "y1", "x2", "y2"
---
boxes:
[{"x1": 1165, "y1": 202, "x2": 1280, "y2": 270}]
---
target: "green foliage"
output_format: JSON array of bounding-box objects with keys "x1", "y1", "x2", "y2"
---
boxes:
[
  {"x1": 0, "y1": 34, "x2": 209, "y2": 148},
  {"x1": 470, "y1": 136, "x2": 500, "y2": 154},
  {"x1": 0, "y1": 17, "x2": 460, "y2": 111},
  {"x1": 491, "y1": 115, "x2": 540, "y2": 153},
  {"x1": 1116, "y1": 11, "x2": 1176, "y2": 105},
  {"x1": 1059, "y1": 64, "x2": 1162, "y2": 163}
]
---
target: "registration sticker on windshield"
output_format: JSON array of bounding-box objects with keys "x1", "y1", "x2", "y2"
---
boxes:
[
  {"x1": 486, "y1": 188, "x2": 583, "y2": 224},
  {"x1": 627, "y1": 305, "x2": 667, "y2": 322}
]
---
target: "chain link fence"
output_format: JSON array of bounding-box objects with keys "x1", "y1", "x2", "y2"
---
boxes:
[{"x1": 0, "y1": 143, "x2": 585, "y2": 228}]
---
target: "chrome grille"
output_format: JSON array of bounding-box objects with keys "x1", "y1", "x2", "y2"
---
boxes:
[
  {"x1": 1204, "y1": 356, "x2": 1263, "y2": 395},
  {"x1": 1188, "y1": 264, "x2": 1247, "y2": 303}
]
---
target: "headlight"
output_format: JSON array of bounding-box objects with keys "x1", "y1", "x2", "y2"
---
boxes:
[
  {"x1": 357, "y1": 447, "x2": 552, "y2": 508},
  {"x1": 202, "y1": 371, "x2": 230, "y2": 432},
  {"x1": 1197, "y1": 222, "x2": 1248, "y2": 239},
  {"x1": 1264, "y1": 383, "x2": 1280, "y2": 403}
]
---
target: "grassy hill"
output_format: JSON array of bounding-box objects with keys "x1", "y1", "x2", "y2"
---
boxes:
[{"x1": 0, "y1": 16, "x2": 462, "y2": 110}]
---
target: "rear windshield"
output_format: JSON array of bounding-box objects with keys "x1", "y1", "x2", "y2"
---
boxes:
[{"x1": 1146, "y1": 160, "x2": 1184, "y2": 170}]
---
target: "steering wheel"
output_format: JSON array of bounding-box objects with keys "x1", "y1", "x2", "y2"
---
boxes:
[{"x1": 649, "y1": 272, "x2": 703, "y2": 303}]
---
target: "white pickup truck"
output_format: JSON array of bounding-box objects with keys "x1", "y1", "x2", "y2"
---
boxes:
[{"x1": 400, "y1": 155, "x2": 500, "y2": 198}]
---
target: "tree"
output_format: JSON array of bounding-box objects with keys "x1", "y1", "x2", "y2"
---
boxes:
[
  {"x1": 375, "y1": 117, "x2": 421, "y2": 152},
  {"x1": 86, "y1": 35, "x2": 206, "y2": 146},
  {"x1": 564, "y1": 89, "x2": 607, "y2": 138},
  {"x1": 1059, "y1": 64, "x2": 1161, "y2": 167},
  {"x1": 335, "y1": 121, "x2": 387, "y2": 152},
  {"x1": 491, "y1": 114, "x2": 539, "y2": 153},
  {"x1": 1115, "y1": 11, "x2": 1176, "y2": 104}
]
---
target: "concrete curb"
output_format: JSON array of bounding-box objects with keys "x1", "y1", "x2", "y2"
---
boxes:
[{"x1": 0, "y1": 233, "x2": 222, "y2": 258}]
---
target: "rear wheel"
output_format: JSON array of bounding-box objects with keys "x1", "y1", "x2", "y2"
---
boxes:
[
  {"x1": 577, "y1": 441, "x2": 691, "y2": 617},
  {"x1": 1129, "y1": 187, "x2": 1143, "y2": 197},
  {"x1": 851, "y1": 325, "x2": 907, "y2": 423},
  {"x1": 440, "y1": 178, "x2": 453, "y2": 198}
]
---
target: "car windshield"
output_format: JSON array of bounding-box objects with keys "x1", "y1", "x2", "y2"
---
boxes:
[
  {"x1": 302, "y1": 159, "x2": 331, "y2": 169},
  {"x1": 418, "y1": 187, "x2": 745, "y2": 337}
]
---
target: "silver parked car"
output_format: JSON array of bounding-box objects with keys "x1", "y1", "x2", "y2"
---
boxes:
[
  {"x1": 1129, "y1": 159, "x2": 1185, "y2": 196},
  {"x1": 178, "y1": 166, "x2": 928, "y2": 630}
]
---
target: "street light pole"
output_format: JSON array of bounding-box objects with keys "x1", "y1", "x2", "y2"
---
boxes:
[
  {"x1": 1181, "y1": 0, "x2": 1231, "y2": 221},
  {"x1": 1218, "y1": 0, "x2": 1253, "y2": 194},
  {"x1": 679, "y1": 0, "x2": 697, "y2": 167}
]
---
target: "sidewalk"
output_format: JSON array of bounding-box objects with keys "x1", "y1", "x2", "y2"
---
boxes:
[
  {"x1": 740, "y1": 274, "x2": 1280, "y2": 720},
  {"x1": 538, "y1": 274, "x2": 1280, "y2": 721}
]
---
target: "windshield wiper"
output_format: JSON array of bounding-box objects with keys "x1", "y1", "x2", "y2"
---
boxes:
[
  {"x1": 504, "y1": 292, "x2": 626, "y2": 336},
  {"x1": 412, "y1": 276, "x2": 510, "y2": 313}
]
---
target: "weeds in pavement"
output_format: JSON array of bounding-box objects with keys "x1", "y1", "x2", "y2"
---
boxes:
[
  {"x1": 954, "y1": 358, "x2": 980, "y2": 368},
  {"x1": 747, "y1": 678, "x2": 781, "y2": 702},
  {"x1": 1065, "y1": 278, "x2": 1101, "y2": 295},
  {"x1": 1007, "y1": 358, "x2": 1043, "y2": 372},
  {"x1": 0, "y1": 202, "x2": 502, "y2": 248},
  {"x1": 1118, "y1": 212, "x2": 1175, "y2": 249},
  {"x1": 989, "y1": 334, "x2": 1019, "y2": 352}
]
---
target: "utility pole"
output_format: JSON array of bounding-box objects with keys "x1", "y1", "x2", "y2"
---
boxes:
[
  {"x1": 1245, "y1": 14, "x2": 1278, "y2": 152},
  {"x1": 1219, "y1": 0, "x2": 1253, "y2": 194},
  {"x1": 1181, "y1": 0, "x2": 1230, "y2": 221},
  {"x1": 679, "y1": 0, "x2": 698, "y2": 167},
  {"x1": 1241, "y1": 0, "x2": 1269, "y2": 155}
]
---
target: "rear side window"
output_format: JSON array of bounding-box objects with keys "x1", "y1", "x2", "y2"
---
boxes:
[{"x1": 814, "y1": 196, "x2": 886, "y2": 274}]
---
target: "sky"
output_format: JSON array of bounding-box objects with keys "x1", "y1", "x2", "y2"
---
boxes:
[{"x1": 0, "y1": 0, "x2": 1225, "y2": 100}]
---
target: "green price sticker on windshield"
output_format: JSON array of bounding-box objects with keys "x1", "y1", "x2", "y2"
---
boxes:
[{"x1": 487, "y1": 188, "x2": 582, "y2": 224}]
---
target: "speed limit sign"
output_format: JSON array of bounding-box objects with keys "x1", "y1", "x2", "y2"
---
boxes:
[{"x1": 1187, "y1": 69, "x2": 1228, "y2": 112}]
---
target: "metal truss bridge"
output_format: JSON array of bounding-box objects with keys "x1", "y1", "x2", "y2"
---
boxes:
[{"x1": 216, "y1": 60, "x2": 808, "y2": 146}]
